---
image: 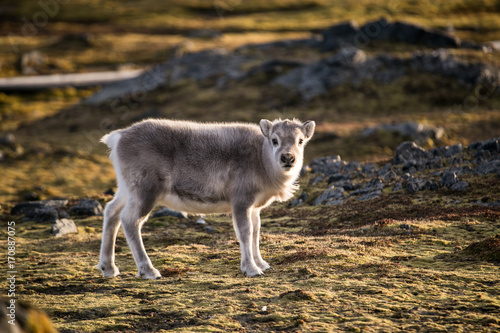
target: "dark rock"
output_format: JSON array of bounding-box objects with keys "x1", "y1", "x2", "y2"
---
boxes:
[
  {"x1": 393, "y1": 141, "x2": 431, "y2": 165},
  {"x1": 357, "y1": 190, "x2": 382, "y2": 201},
  {"x1": 314, "y1": 186, "x2": 345, "y2": 205},
  {"x1": 473, "y1": 159, "x2": 500, "y2": 175},
  {"x1": 425, "y1": 180, "x2": 440, "y2": 191},
  {"x1": 400, "y1": 224, "x2": 411, "y2": 231},
  {"x1": 362, "y1": 163, "x2": 377, "y2": 175},
  {"x1": 393, "y1": 182, "x2": 403, "y2": 191},
  {"x1": 401, "y1": 173, "x2": 412, "y2": 182},
  {"x1": 244, "y1": 59, "x2": 304, "y2": 78},
  {"x1": 411, "y1": 49, "x2": 495, "y2": 87},
  {"x1": 383, "y1": 170, "x2": 397, "y2": 181},
  {"x1": 309, "y1": 155, "x2": 343, "y2": 175},
  {"x1": 441, "y1": 171, "x2": 458, "y2": 188},
  {"x1": 11, "y1": 200, "x2": 68, "y2": 216},
  {"x1": 431, "y1": 143, "x2": 463, "y2": 158},
  {"x1": 204, "y1": 226, "x2": 215, "y2": 233},
  {"x1": 311, "y1": 176, "x2": 324, "y2": 184},
  {"x1": 104, "y1": 188, "x2": 115, "y2": 196},
  {"x1": 332, "y1": 180, "x2": 358, "y2": 191},
  {"x1": 451, "y1": 181, "x2": 469, "y2": 192},
  {"x1": 406, "y1": 180, "x2": 421, "y2": 194},
  {"x1": 152, "y1": 207, "x2": 188, "y2": 219},
  {"x1": 273, "y1": 47, "x2": 406, "y2": 100},
  {"x1": 343, "y1": 161, "x2": 361, "y2": 173},
  {"x1": 70, "y1": 199, "x2": 103, "y2": 216},
  {"x1": 351, "y1": 178, "x2": 383, "y2": 196},
  {"x1": 87, "y1": 49, "x2": 251, "y2": 105},
  {"x1": 469, "y1": 138, "x2": 500, "y2": 154},
  {"x1": 238, "y1": 38, "x2": 320, "y2": 51},
  {"x1": 327, "y1": 174, "x2": 351, "y2": 184},
  {"x1": 52, "y1": 218, "x2": 78, "y2": 237},
  {"x1": 320, "y1": 21, "x2": 360, "y2": 51},
  {"x1": 325, "y1": 18, "x2": 460, "y2": 50},
  {"x1": 362, "y1": 122, "x2": 444, "y2": 143},
  {"x1": 377, "y1": 163, "x2": 391, "y2": 177},
  {"x1": 291, "y1": 191, "x2": 308, "y2": 207},
  {"x1": 23, "y1": 206, "x2": 59, "y2": 223}
]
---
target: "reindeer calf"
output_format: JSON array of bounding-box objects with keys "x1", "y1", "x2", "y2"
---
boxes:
[{"x1": 98, "y1": 118, "x2": 315, "y2": 278}]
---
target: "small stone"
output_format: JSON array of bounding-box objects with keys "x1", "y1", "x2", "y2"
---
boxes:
[
  {"x1": 406, "y1": 181, "x2": 421, "y2": 194},
  {"x1": 70, "y1": 199, "x2": 103, "y2": 216},
  {"x1": 401, "y1": 173, "x2": 412, "y2": 182},
  {"x1": 357, "y1": 190, "x2": 382, "y2": 201},
  {"x1": 204, "y1": 226, "x2": 215, "y2": 233},
  {"x1": 152, "y1": 207, "x2": 188, "y2": 219},
  {"x1": 327, "y1": 174, "x2": 350, "y2": 184},
  {"x1": 23, "y1": 206, "x2": 59, "y2": 223},
  {"x1": 393, "y1": 182, "x2": 403, "y2": 191},
  {"x1": 311, "y1": 176, "x2": 324, "y2": 184},
  {"x1": 424, "y1": 180, "x2": 440, "y2": 191},
  {"x1": 343, "y1": 161, "x2": 360, "y2": 173},
  {"x1": 383, "y1": 170, "x2": 397, "y2": 181},
  {"x1": 441, "y1": 171, "x2": 458, "y2": 188},
  {"x1": 451, "y1": 181, "x2": 469, "y2": 192},
  {"x1": 52, "y1": 218, "x2": 78, "y2": 237},
  {"x1": 196, "y1": 218, "x2": 207, "y2": 225},
  {"x1": 314, "y1": 186, "x2": 345, "y2": 205},
  {"x1": 362, "y1": 163, "x2": 376, "y2": 175},
  {"x1": 400, "y1": 224, "x2": 411, "y2": 231}
]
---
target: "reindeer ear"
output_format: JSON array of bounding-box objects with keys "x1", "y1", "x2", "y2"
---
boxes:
[
  {"x1": 302, "y1": 120, "x2": 316, "y2": 139},
  {"x1": 259, "y1": 119, "x2": 273, "y2": 138}
]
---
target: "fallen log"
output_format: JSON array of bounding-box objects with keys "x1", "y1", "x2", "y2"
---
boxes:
[{"x1": 0, "y1": 69, "x2": 145, "y2": 91}]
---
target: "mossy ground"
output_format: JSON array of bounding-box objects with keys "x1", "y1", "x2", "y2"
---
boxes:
[
  {"x1": 1, "y1": 173, "x2": 500, "y2": 332},
  {"x1": 1, "y1": 1, "x2": 500, "y2": 331}
]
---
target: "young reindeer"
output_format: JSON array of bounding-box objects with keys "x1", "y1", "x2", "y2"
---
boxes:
[{"x1": 98, "y1": 118, "x2": 315, "y2": 278}]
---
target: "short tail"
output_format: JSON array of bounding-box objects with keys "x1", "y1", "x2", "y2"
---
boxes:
[{"x1": 101, "y1": 131, "x2": 122, "y2": 150}]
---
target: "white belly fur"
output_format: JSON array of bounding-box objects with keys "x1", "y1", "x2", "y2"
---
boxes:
[{"x1": 162, "y1": 194, "x2": 232, "y2": 215}]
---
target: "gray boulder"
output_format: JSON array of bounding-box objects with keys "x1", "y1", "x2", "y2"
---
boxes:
[
  {"x1": 441, "y1": 171, "x2": 458, "y2": 188},
  {"x1": 309, "y1": 155, "x2": 344, "y2": 175},
  {"x1": 430, "y1": 143, "x2": 463, "y2": 158},
  {"x1": 473, "y1": 159, "x2": 500, "y2": 175},
  {"x1": 361, "y1": 122, "x2": 444, "y2": 143},
  {"x1": 11, "y1": 199, "x2": 68, "y2": 216},
  {"x1": 406, "y1": 179, "x2": 426, "y2": 194},
  {"x1": 52, "y1": 218, "x2": 78, "y2": 237},
  {"x1": 451, "y1": 181, "x2": 469, "y2": 192},
  {"x1": 70, "y1": 199, "x2": 103, "y2": 216},
  {"x1": 393, "y1": 141, "x2": 432, "y2": 165},
  {"x1": 87, "y1": 49, "x2": 251, "y2": 105},
  {"x1": 152, "y1": 207, "x2": 188, "y2": 219},
  {"x1": 320, "y1": 21, "x2": 360, "y2": 51},
  {"x1": 357, "y1": 190, "x2": 382, "y2": 201},
  {"x1": 314, "y1": 186, "x2": 345, "y2": 205}
]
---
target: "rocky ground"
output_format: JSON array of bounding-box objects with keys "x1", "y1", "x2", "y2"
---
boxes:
[
  {"x1": 1, "y1": 137, "x2": 499, "y2": 332},
  {"x1": 1, "y1": 5, "x2": 500, "y2": 331}
]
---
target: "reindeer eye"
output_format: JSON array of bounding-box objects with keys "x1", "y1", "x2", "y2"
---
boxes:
[
  {"x1": 299, "y1": 139, "x2": 304, "y2": 145},
  {"x1": 272, "y1": 139, "x2": 278, "y2": 146}
]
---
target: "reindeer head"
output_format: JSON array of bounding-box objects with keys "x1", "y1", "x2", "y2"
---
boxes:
[{"x1": 260, "y1": 118, "x2": 315, "y2": 174}]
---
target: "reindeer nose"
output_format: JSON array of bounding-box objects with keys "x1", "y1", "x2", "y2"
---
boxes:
[{"x1": 280, "y1": 153, "x2": 295, "y2": 165}]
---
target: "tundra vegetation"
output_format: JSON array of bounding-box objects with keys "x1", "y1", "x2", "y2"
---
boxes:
[{"x1": 1, "y1": 0, "x2": 500, "y2": 332}]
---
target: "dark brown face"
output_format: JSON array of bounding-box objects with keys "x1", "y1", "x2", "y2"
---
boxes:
[{"x1": 260, "y1": 119, "x2": 316, "y2": 173}]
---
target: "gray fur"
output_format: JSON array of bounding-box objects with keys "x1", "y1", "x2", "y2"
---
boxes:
[{"x1": 98, "y1": 118, "x2": 315, "y2": 278}]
